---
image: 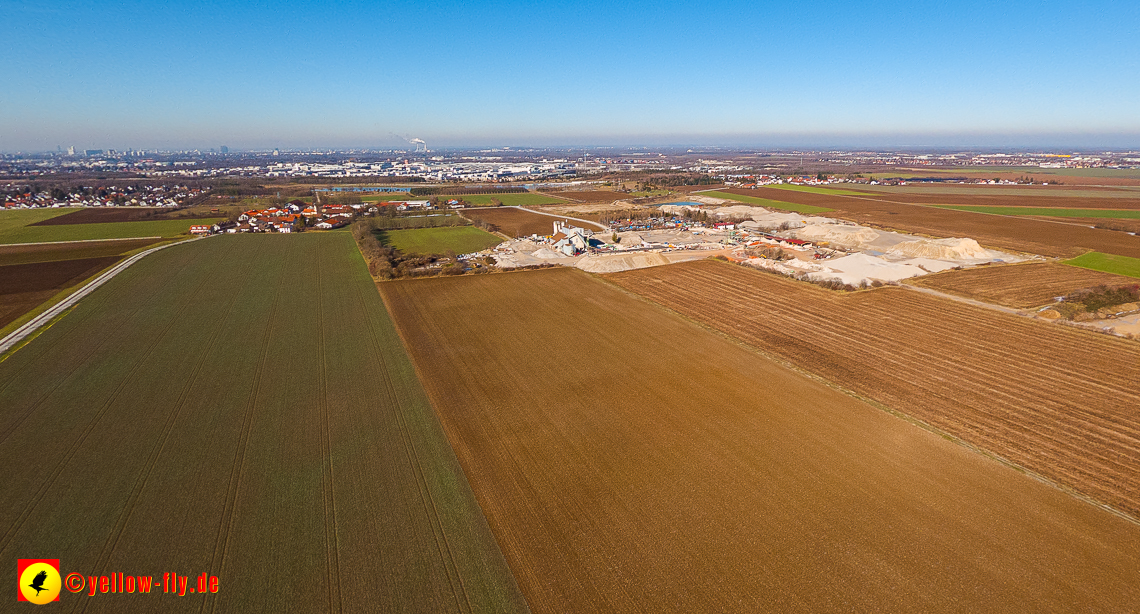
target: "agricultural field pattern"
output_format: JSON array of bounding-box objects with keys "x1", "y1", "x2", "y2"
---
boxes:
[
  {"x1": 381, "y1": 268, "x2": 1140, "y2": 613},
  {"x1": 608, "y1": 260, "x2": 1140, "y2": 518},
  {"x1": 4, "y1": 178, "x2": 1140, "y2": 612},
  {"x1": 0, "y1": 234, "x2": 525, "y2": 613}
]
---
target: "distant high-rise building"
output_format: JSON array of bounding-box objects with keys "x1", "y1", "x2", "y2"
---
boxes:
[
  {"x1": 220, "y1": 145, "x2": 228, "y2": 154},
  {"x1": 273, "y1": 148, "x2": 280, "y2": 156},
  {"x1": 84, "y1": 149, "x2": 103, "y2": 156},
  {"x1": 67, "y1": 146, "x2": 75, "y2": 155}
]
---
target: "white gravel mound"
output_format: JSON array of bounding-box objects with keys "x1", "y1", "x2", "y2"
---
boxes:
[
  {"x1": 820, "y1": 253, "x2": 927, "y2": 283},
  {"x1": 713, "y1": 205, "x2": 767, "y2": 219},
  {"x1": 886, "y1": 238, "x2": 990, "y2": 260},
  {"x1": 576, "y1": 252, "x2": 670, "y2": 273},
  {"x1": 792, "y1": 224, "x2": 881, "y2": 249},
  {"x1": 531, "y1": 247, "x2": 567, "y2": 259},
  {"x1": 660, "y1": 204, "x2": 697, "y2": 216},
  {"x1": 616, "y1": 231, "x2": 645, "y2": 246}
]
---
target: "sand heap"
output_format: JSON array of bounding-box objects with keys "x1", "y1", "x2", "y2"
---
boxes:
[
  {"x1": 886, "y1": 238, "x2": 990, "y2": 260},
  {"x1": 792, "y1": 224, "x2": 881, "y2": 249},
  {"x1": 531, "y1": 247, "x2": 567, "y2": 259},
  {"x1": 616, "y1": 231, "x2": 645, "y2": 247},
  {"x1": 712, "y1": 205, "x2": 767, "y2": 219},
  {"x1": 815, "y1": 253, "x2": 926, "y2": 284},
  {"x1": 660, "y1": 204, "x2": 697, "y2": 216},
  {"x1": 576, "y1": 252, "x2": 670, "y2": 273}
]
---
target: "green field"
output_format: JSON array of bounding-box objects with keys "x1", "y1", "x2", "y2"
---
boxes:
[
  {"x1": 381, "y1": 226, "x2": 502, "y2": 254},
  {"x1": 762, "y1": 184, "x2": 871, "y2": 196},
  {"x1": 698, "y1": 191, "x2": 834, "y2": 214},
  {"x1": 0, "y1": 233, "x2": 526, "y2": 612},
  {"x1": 1064, "y1": 251, "x2": 1140, "y2": 279},
  {"x1": 932, "y1": 205, "x2": 1140, "y2": 219},
  {"x1": 0, "y1": 208, "x2": 74, "y2": 232},
  {"x1": 459, "y1": 192, "x2": 568, "y2": 206},
  {"x1": 0, "y1": 218, "x2": 222, "y2": 244}
]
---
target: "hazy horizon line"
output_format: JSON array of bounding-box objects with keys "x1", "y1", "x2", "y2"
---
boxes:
[{"x1": 6, "y1": 133, "x2": 1140, "y2": 155}]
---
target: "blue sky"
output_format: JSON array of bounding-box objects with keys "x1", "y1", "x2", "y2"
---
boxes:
[{"x1": 2, "y1": 0, "x2": 1138, "y2": 151}]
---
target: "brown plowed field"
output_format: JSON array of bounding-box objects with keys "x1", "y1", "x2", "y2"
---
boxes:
[
  {"x1": 608, "y1": 259, "x2": 1140, "y2": 518},
  {"x1": 864, "y1": 194, "x2": 1140, "y2": 209},
  {"x1": 0, "y1": 256, "x2": 122, "y2": 329},
  {"x1": 720, "y1": 187, "x2": 1140, "y2": 258},
  {"x1": 546, "y1": 190, "x2": 629, "y2": 202},
  {"x1": 30, "y1": 207, "x2": 217, "y2": 225},
  {"x1": 381, "y1": 268, "x2": 1140, "y2": 613},
  {"x1": 909, "y1": 262, "x2": 1138, "y2": 308},
  {"x1": 0, "y1": 238, "x2": 161, "y2": 266},
  {"x1": 461, "y1": 207, "x2": 562, "y2": 237}
]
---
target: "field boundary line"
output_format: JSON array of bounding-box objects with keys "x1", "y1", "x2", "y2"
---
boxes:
[
  {"x1": 591, "y1": 264, "x2": 1140, "y2": 528},
  {"x1": 204, "y1": 239, "x2": 290, "y2": 614},
  {"x1": 514, "y1": 206, "x2": 607, "y2": 231},
  {"x1": 0, "y1": 236, "x2": 164, "y2": 247},
  {"x1": 901, "y1": 284, "x2": 1024, "y2": 315},
  {"x1": 0, "y1": 237, "x2": 202, "y2": 356}
]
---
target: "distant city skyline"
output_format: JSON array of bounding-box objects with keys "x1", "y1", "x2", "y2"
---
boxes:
[{"x1": 2, "y1": 0, "x2": 1138, "y2": 152}]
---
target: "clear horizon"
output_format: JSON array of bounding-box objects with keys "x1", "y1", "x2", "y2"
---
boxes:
[{"x1": 3, "y1": 0, "x2": 1138, "y2": 152}]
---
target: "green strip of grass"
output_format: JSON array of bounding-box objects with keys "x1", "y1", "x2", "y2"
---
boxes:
[
  {"x1": 0, "y1": 218, "x2": 222, "y2": 244},
  {"x1": 932, "y1": 205, "x2": 1140, "y2": 219},
  {"x1": 761, "y1": 184, "x2": 870, "y2": 196},
  {"x1": 0, "y1": 208, "x2": 75, "y2": 232},
  {"x1": 1064, "y1": 252, "x2": 1140, "y2": 279},
  {"x1": 699, "y1": 191, "x2": 833, "y2": 215},
  {"x1": 381, "y1": 226, "x2": 502, "y2": 255}
]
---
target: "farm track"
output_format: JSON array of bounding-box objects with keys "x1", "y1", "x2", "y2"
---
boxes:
[
  {"x1": 607, "y1": 260, "x2": 1140, "y2": 519},
  {"x1": 0, "y1": 234, "x2": 525, "y2": 613},
  {"x1": 381, "y1": 267, "x2": 1140, "y2": 612}
]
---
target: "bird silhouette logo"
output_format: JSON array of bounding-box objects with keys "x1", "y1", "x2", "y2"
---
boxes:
[
  {"x1": 17, "y1": 559, "x2": 61, "y2": 604},
  {"x1": 29, "y1": 570, "x2": 48, "y2": 595}
]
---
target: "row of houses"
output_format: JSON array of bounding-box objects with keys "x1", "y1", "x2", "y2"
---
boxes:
[{"x1": 2, "y1": 184, "x2": 209, "y2": 209}]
